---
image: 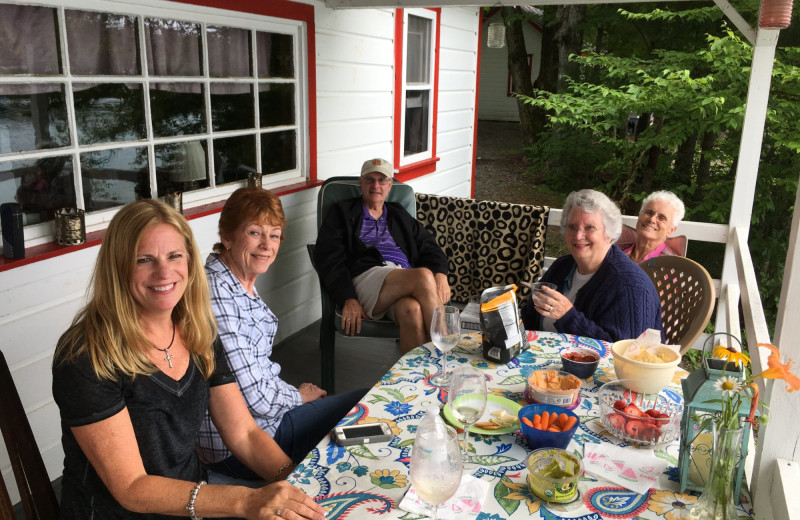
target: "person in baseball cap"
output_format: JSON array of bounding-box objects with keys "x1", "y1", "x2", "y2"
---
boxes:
[{"x1": 314, "y1": 158, "x2": 450, "y2": 353}]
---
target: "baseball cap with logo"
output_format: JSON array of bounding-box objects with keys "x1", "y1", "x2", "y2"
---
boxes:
[{"x1": 360, "y1": 158, "x2": 394, "y2": 179}]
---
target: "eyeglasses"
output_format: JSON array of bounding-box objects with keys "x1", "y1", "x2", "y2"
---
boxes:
[
  {"x1": 565, "y1": 224, "x2": 604, "y2": 236},
  {"x1": 361, "y1": 176, "x2": 391, "y2": 185}
]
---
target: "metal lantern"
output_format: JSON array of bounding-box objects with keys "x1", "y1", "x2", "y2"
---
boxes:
[
  {"x1": 678, "y1": 333, "x2": 752, "y2": 503},
  {"x1": 487, "y1": 22, "x2": 506, "y2": 49}
]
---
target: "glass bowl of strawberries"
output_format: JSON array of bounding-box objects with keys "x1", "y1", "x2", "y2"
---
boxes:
[{"x1": 598, "y1": 379, "x2": 683, "y2": 447}]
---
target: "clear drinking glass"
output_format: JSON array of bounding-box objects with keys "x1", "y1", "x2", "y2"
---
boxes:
[
  {"x1": 408, "y1": 423, "x2": 463, "y2": 520},
  {"x1": 429, "y1": 305, "x2": 461, "y2": 386},
  {"x1": 447, "y1": 366, "x2": 488, "y2": 463}
]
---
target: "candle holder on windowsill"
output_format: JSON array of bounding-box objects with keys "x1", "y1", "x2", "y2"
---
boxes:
[
  {"x1": 247, "y1": 172, "x2": 263, "y2": 189},
  {"x1": 55, "y1": 208, "x2": 86, "y2": 246},
  {"x1": 165, "y1": 191, "x2": 183, "y2": 214}
]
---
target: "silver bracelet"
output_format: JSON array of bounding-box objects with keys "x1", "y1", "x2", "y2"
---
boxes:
[
  {"x1": 275, "y1": 461, "x2": 293, "y2": 482},
  {"x1": 185, "y1": 480, "x2": 206, "y2": 520}
]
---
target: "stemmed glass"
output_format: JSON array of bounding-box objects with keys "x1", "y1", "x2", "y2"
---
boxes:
[
  {"x1": 429, "y1": 305, "x2": 460, "y2": 386},
  {"x1": 447, "y1": 365, "x2": 488, "y2": 463},
  {"x1": 408, "y1": 422, "x2": 463, "y2": 520}
]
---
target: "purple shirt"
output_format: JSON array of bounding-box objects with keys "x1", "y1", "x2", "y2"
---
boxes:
[{"x1": 359, "y1": 203, "x2": 411, "y2": 268}]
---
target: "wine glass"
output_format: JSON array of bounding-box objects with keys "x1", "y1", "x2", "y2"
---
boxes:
[
  {"x1": 429, "y1": 305, "x2": 460, "y2": 386},
  {"x1": 447, "y1": 365, "x2": 488, "y2": 463},
  {"x1": 408, "y1": 422, "x2": 463, "y2": 520}
]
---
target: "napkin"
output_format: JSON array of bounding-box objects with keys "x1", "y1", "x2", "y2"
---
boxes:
[
  {"x1": 625, "y1": 328, "x2": 680, "y2": 359},
  {"x1": 583, "y1": 442, "x2": 669, "y2": 495},
  {"x1": 400, "y1": 474, "x2": 490, "y2": 519}
]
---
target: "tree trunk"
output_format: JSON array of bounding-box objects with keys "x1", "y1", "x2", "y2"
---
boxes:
[
  {"x1": 555, "y1": 5, "x2": 587, "y2": 93},
  {"x1": 696, "y1": 131, "x2": 718, "y2": 196},
  {"x1": 675, "y1": 131, "x2": 698, "y2": 186},
  {"x1": 641, "y1": 115, "x2": 664, "y2": 193},
  {"x1": 532, "y1": 7, "x2": 559, "y2": 136},
  {"x1": 502, "y1": 6, "x2": 537, "y2": 146}
]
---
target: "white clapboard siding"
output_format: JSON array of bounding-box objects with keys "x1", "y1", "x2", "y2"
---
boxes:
[
  {"x1": 477, "y1": 11, "x2": 543, "y2": 122},
  {"x1": 0, "y1": 1, "x2": 480, "y2": 505}
]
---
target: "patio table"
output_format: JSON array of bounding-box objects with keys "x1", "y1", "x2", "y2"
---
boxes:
[{"x1": 286, "y1": 331, "x2": 755, "y2": 519}]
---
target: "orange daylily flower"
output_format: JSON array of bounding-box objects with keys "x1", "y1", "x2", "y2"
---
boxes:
[{"x1": 751, "y1": 343, "x2": 800, "y2": 393}]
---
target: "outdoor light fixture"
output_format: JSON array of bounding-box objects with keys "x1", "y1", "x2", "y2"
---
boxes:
[
  {"x1": 678, "y1": 334, "x2": 751, "y2": 503},
  {"x1": 487, "y1": 22, "x2": 506, "y2": 48}
]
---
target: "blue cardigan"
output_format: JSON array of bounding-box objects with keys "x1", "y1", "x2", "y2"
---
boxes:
[{"x1": 521, "y1": 245, "x2": 663, "y2": 342}]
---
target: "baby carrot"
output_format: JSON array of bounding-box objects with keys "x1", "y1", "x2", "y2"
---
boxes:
[
  {"x1": 541, "y1": 411, "x2": 550, "y2": 429},
  {"x1": 533, "y1": 414, "x2": 542, "y2": 430},
  {"x1": 558, "y1": 413, "x2": 569, "y2": 429},
  {"x1": 522, "y1": 416, "x2": 534, "y2": 428},
  {"x1": 547, "y1": 426, "x2": 561, "y2": 432},
  {"x1": 548, "y1": 413, "x2": 559, "y2": 428},
  {"x1": 563, "y1": 415, "x2": 578, "y2": 431}
]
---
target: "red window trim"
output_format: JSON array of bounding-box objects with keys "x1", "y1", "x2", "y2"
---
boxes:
[
  {"x1": 393, "y1": 8, "x2": 441, "y2": 183},
  {"x1": 1, "y1": 0, "x2": 318, "y2": 272},
  {"x1": 0, "y1": 179, "x2": 323, "y2": 272}
]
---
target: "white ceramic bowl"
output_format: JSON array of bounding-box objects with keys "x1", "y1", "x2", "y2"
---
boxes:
[{"x1": 611, "y1": 339, "x2": 681, "y2": 394}]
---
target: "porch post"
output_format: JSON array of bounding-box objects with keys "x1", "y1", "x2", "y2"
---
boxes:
[
  {"x1": 717, "y1": 28, "x2": 779, "y2": 333},
  {"x1": 751, "y1": 180, "x2": 800, "y2": 519}
]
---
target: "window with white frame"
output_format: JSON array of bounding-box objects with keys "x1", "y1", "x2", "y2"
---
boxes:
[
  {"x1": 398, "y1": 8, "x2": 438, "y2": 168},
  {"x1": 0, "y1": 1, "x2": 307, "y2": 244}
]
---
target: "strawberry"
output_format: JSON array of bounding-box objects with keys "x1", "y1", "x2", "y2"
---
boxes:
[
  {"x1": 644, "y1": 409, "x2": 661, "y2": 418},
  {"x1": 613, "y1": 400, "x2": 627, "y2": 412},
  {"x1": 623, "y1": 404, "x2": 644, "y2": 418},
  {"x1": 625, "y1": 419, "x2": 645, "y2": 438},
  {"x1": 638, "y1": 424, "x2": 662, "y2": 443},
  {"x1": 607, "y1": 413, "x2": 626, "y2": 432}
]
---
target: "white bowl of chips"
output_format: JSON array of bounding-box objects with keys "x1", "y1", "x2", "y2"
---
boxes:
[{"x1": 611, "y1": 339, "x2": 681, "y2": 394}]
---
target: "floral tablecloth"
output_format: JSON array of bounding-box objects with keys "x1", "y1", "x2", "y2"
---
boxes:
[{"x1": 287, "y1": 331, "x2": 755, "y2": 519}]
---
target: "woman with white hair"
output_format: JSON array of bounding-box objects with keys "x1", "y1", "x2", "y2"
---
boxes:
[
  {"x1": 618, "y1": 190, "x2": 685, "y2": 264},
  {"x1": 521, "y1": 189, "x2": 663, "y2": 342}
]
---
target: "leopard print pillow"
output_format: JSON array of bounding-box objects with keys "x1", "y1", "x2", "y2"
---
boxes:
[{"x1": 416, "y1": 193, "x2": 549, "y2": 303}]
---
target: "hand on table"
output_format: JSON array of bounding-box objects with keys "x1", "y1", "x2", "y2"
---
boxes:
[
  {"x1": 434, "y1": 272, "x2": 451, "y2": 305},
  {"x1": 298, "y1": 383, "x2": 327, "y2": 403},
  {"x1": 534, "y1": 285, "x2": 572, "y2": 321},
  {"x1": 244, "y1": 481, "x2": 325, "y2": 520},
  {"x1": 341, "y1": 299, "x2": 368, "y2": 335}
]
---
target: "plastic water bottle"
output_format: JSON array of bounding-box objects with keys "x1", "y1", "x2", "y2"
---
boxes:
[{"x1": 417, "y1": 405, "x2": 447, "y2": 440}]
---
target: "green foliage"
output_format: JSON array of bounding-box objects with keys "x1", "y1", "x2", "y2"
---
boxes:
[{"x1": 517, "y1": 6, "x2": 800, "y2": 332}]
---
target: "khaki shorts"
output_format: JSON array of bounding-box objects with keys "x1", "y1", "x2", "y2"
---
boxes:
[{"x1": 352, "y1": 262, "x2": 404, "y2": 320}]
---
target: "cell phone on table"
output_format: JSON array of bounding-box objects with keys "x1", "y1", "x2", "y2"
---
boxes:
[{"x1": 333, "y1": 423, "x2": 393, "y2": 446}]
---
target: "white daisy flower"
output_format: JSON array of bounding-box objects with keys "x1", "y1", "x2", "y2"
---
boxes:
[{"x1": 713, "y1": 376, "x2": 742, "y2": 397}]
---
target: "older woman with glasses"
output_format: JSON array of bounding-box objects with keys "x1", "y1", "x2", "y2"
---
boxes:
[{"x1": 521, "y1": 189, "x2": 663, "y2": 342}]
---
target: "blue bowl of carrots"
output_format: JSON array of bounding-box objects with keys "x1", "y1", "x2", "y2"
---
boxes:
[{"x1": 518, "y1": 403, "x2": 579, "y2": 450}]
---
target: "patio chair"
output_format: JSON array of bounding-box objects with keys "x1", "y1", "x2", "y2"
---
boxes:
[
  {"x1": 308, "y1": 176, "x2": 415, "y2": 393},
  {"x1": 0, "y1": 350, "x2": 59, "y2": 520},
  {"x1": 415, "y1": 193, "x2": 549, "y2": 303},
  {"x1": 640, "y1": 256, "x2": 715, "y2": 354}
]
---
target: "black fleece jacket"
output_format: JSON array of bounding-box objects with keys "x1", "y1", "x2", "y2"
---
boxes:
[{"x1": 313, "y1": 197, "x2": 448, "y2": 306}]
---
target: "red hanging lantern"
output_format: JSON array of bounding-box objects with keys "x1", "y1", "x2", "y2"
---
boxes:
[{"x1": 759, "y1": 0, "x2": 794, "y2": 29}]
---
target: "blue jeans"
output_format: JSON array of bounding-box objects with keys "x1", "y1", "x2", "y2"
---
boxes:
[{"x1": 209, "y1": 387, "x2": 367, "y2": 480}]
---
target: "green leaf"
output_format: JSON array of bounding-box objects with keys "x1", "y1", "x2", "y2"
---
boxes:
[
  {"x1": 472, "y1": 455, "x2": 518, "y2": 466},
  {"x1": 494, "y1": 477, "x2": 522, "y2": 515},
  {"x1": 497, "y1": 375, "x2": 527, "y2": 385},
  {"x1": 347, "y1": 444, "x2": 379, "y2": 460}
]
